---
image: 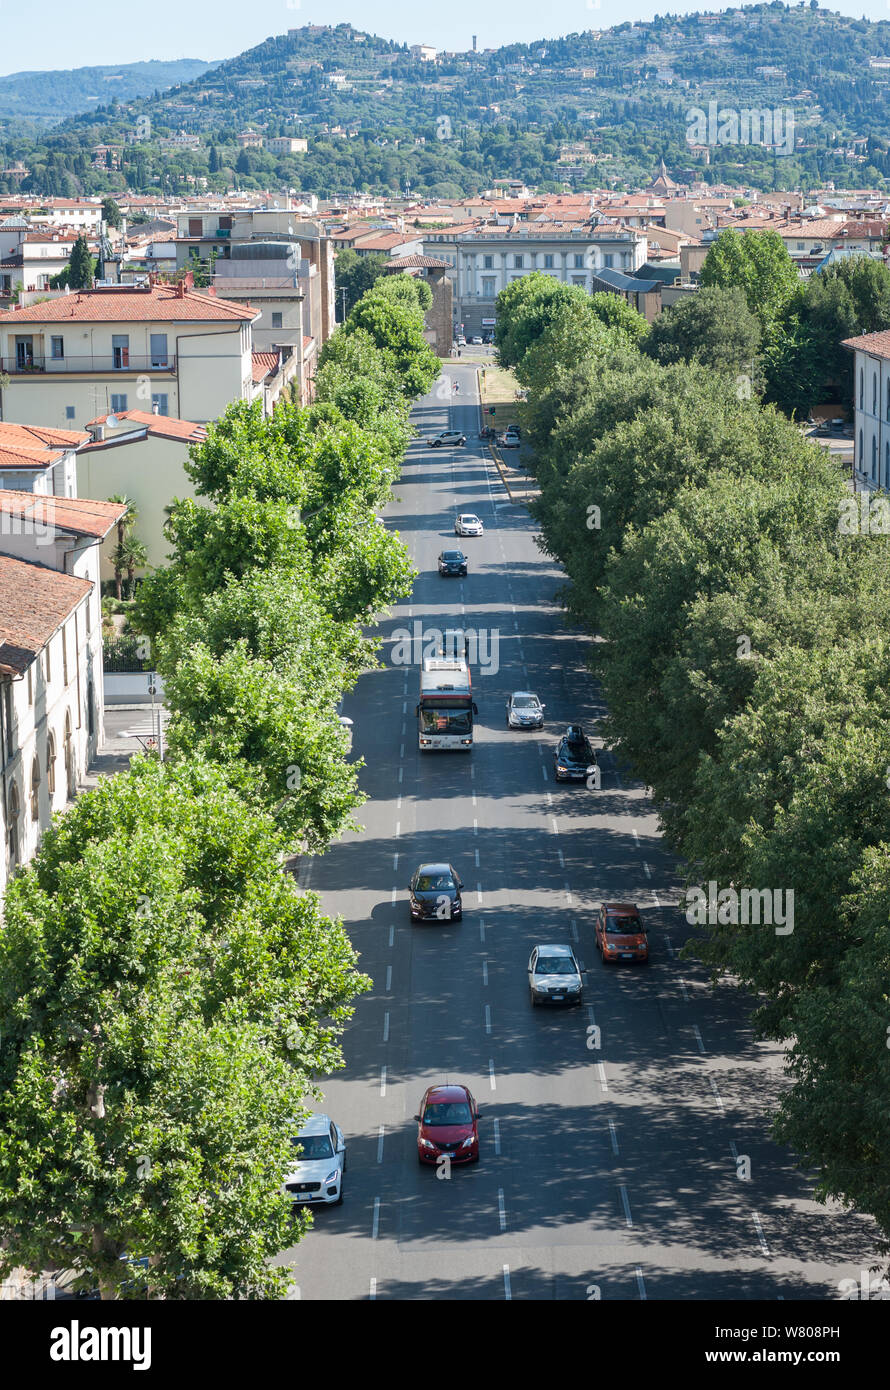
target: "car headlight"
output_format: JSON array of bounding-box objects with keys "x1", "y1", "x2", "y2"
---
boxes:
[
  {"x1": 459, "y1": 1135, "x2": 475, "y2": 1149},
  {"x1": 557, "y1": 765, "x2": 567, "y2": 773},
  {"x1": 606, "y1": 943, "x2": 617, "y2": 952},
  {"x1": 420, "y1": 1137, "x2": 437, "y2": 1150},
  {"x1": 325, "y1": 1169, "x2": 340, "y2": 1185},
  {"x1": 568, "y1": 983, "x2": 581, "y2": 991}
]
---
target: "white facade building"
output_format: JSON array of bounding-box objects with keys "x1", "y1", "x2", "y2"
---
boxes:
[{"x1": 844, "y1": 330, "x2": 890, "y2": 491}]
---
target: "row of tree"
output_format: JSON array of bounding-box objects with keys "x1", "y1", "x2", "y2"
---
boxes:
[
  {"x1": 0, "y1": 273, "x2": 439, "y2": 1297},
  {"x1": 499, "y1": 271, "x2": 890, "y2": 1251}
]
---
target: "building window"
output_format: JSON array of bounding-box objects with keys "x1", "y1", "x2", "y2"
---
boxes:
[
  {"x1": 6, "y1": 781, "x2": 19, "y2": 870},
  {"x1": 574, "y1": 254, "x2": 584, "y2": 268},
  {"x1": 110, "y1": 394, "x2": 128, "y2": 413},
  {"x1": 30, "y1": 754, "x2": 40, "y2": 821},
  {"x1": 514, "y1": 255, "x2": 524, "y2": 269},
  {"x1": 2, "y1": 682, "x2": 12, "y2": 760},
  {"x1": 859, "y1": 368, "x2": 864, "y2": 409},
  {"x1": 603, "y1": 254, "x2": 614, "y2": 268},
  {"x1": 544, "y1": 254, "x2": 554, "y2": 269},
  {"x1": 872, "y1": 436, "x2": 878, "y2": 480},
  {"x1": 51, "y1": 336, "x2": 64, "y2": 359},
  {"x1": 47, "y1": 731, "x2": 56, "y2": 799},
  {"x1": 151, "y1": 394, "x2": 169, "y2": 416},
  {"x1": 483, "y1": 255, "x2": 493, "y2": 269},
  {"x1": 873, "y1": 373, "x2": 878, "y2": 415},
  {"x1": 188, "y1": 217, "x2": 203, "y2": 237},
  {"x1": 111, "y1": 335, "x2": 129, "y2": 370},
  {"x1": 65, "y1": 406, "x2": 76, "y2": 420},
  {"x1": 150, "y1": 334, "x2": 168, "y2": 368},
  {"x1": 271, "y1": 312, "x2": 283, "y2": 329},
  {"x1": 572, "y1": 276, "x2": 586, "y2": 286},
  {"x1": 481, "y1": 277, "x2": 495, "y2": 298}
]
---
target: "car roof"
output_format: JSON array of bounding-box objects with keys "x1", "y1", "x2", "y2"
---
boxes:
[
  {"x1": 296, "y1": 1112, "x2": 332, "y2": 1137},
  {"x1": 417, "y1": 862, "x2": 452, "y2": 874},
  {"x1": 511, "y1": 690, "x2": 539, "y2": 699},
  {"x1": 602, "y1": 902, "x2": 640, "y2": 913},
  {"x1": 426, "y1": 1084, "x2": 470, "y2": 1102},
  {"x1": 460, "y1": 513, "x2": 479, "y2": 518},
  {"x1": 533, "y1": 943, "x2": 575, "y2": 956}
]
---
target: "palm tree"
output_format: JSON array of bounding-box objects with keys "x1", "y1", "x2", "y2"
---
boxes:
[
  {"x1": 118, "y1": 534, "x2": 149, "y2": 599},
  {"x1": 107, "y1": 494, "x2": 137, "y2": 600}
]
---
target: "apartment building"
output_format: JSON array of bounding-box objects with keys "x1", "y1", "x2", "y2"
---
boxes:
[
  {"x1": 0, "y1": 222, "x2": 97, "y2": 299},
  {"x1": 0, "y1": 491, "x2": 126, "y2": 899},
  {"x1": 843, "y1": 330, "x2": 890, "y2": 491},
  {"x1": 0, "y1": 421, "x2": 87, "y2": 495},
  {"x1": 0, "y1": 280, "x2": 258, "y2": 429}
]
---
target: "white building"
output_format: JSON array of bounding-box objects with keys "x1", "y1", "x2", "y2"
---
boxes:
[
  {"x1": 843, "y1": 330, "x2": 890, "y2": 491},
  {"x1": 0, "y1": 421, "x2": 86, "y2": 495},
  {"x1": 0, "y1": 491, "x2": 126, "y2": 900}
]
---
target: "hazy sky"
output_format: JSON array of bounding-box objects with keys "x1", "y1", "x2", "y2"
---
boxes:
[{"x1": 2, "y1": 1, "x2": 889, "y2": 75}]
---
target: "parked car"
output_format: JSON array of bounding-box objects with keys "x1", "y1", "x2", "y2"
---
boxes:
[
  {"x1": 506, "y1": 691, "x2": 545, "y2": 729},
  {"x1": 470, "y1": 335, "x2": 483, "y2": 345},
  {"x1": 455, "y1": 513, "x2": 484, "y2": 537},
  {"x1": 409, "y1": 862, "x2": 463, "y2": 921},
  {"x1": 415, "y1": 1083, "x2": 480, "y2": 1164},
  {"x1": 501, "y1": 428, "x2": 521, "y2": 448},
  {"x1": 282, "y1": 1114, "x2": 346, "y2": 1206},
  {"x1": 478, "y1": 426, "x2": 496, "y2": 441},
  {"x1": 456, "y1": 335, "x2": 467, "y2": 346},
  {"x1": 428, "y1": 430, "x2": 466, "y2": 448},
  {"x1": 438, "y1": 549, "x2": 468, "y2": 577},
  {"x1": 528, "y1": 943, "x2": 584, "y2": 1006},
  {"x1": 553, "y1": 724, "x2": 597, "y2": 782},
  {"x1": 595, "y1": 902, "x2": 649, "y2": 966}
]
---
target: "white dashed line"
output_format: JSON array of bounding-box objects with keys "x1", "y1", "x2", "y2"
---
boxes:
[
  {"x1": 632, "y1": 829, "x2": 639, "y2": 844},
  {"x1": 393, "y1": 853, "x2": 398, "y2": 871},
  {"x1": 550, "y1": 816, "x2": 559, "y2": 835},
  {"x1": 503, "y1": 1265, "x2": 512, "y2": 1300},
  {"x1": 597, "y1": 1062, "x2": 608, "y2": 1093},
  {"x1": 380, "y1": 1067, "x2": 387, "y2": 1097},
  {"x1": 399, "y1": 744, "x2": 405, "y2": 759},
  {"x1": 476, "y1": 883, "x2": 483, "y2": 903},
  {"x1": 752, "y1": 1213, "x2": 770, "y2": 1256},
  {"x1": 475, "y1": 849, "x2": 480, "y2": 868},
  {"x1": 619, "y1": 1184, "x2": 633, "y2": 1228},
  {"x1": 643, "y1": 862, "x2": 652, "y2": 879},
  {"x1": 692, "y1": 1024, "x2": 706, "y2": 1054},
  {"x1": 709, "y1": 1078, "x2": 725, "y2": 1114},
  {"x1": 402, "y1": 701, "x2": 407, "y2": 715},
  {"x1": 484, "y1": 1004, "x2": 492, "y2": 1035},
  {"x1": 473, "y1": 818, "x2": 478, "y2": 835},
  {"x1": 488, "y1": 1059, "x2": 497, "y2": 1090},
  {"x1": 388, "y1": 925, "x2": 394, "y2": 948},
  {"x1": 679, "y1": 979, "x2": 688, "y2": 1002},
  {"x1": 372, "y1": 1197, "x2": 381, "y2": 1240},
  {"x1": 493, "y1": 1117, "x2": 501, "y2": 1154},
  {"x1": 395, "y1": 822, "x2": 400, "y2": 838},
  {"x1": 564, "y1": 883, "x2": 573, "y2": 904},
  {"x1": 385, "y1": 964, "x2": 392, "y2": 991},
  {"x1": 398, "y1": 767, "x2": 403, "y2": 784},
  {"x1": 479, "y1": 917, "x2": 486, "y2": 943},
  {"x1": 482, "y1": 958, "x2": 488, "y2": 986},
  {"x1": 608, "y1": 1120, "x2": 620, "y2": 1156},
  {"x1": 497, "y1": 1189, "x2": 507, "y2": 1231},
  {"x1": 391, "y1": 888, "x2": 397, "y2": 905},
  {"x1": 557, "y1": 850, "x2": 565, "y2": 869},
  {"x1": 665, "y1": 936, "x2": 675, "y2": 958},
  {"x1": 369, "y1": 1277, "x2": 377, "y2": 1300},
  {"x1": 382, "y1": 1012, "x2": 390, "y2": 1043},
  {"x1": 397, "y1": 795, "x2": 402, "y2": 811},
  {"x1": 377, "y1": 1126, "x2": 385, "y2": 1163},
  {"x1": 636, "y1": 1269, "x2": 647, "y2": 1301},
  {"x1": 546, "y1": 791, "x2": 553, "y2": 805}
]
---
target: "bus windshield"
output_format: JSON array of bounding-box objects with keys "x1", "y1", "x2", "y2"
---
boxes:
[{"x1": 420, "y1": 707, "x2": 472, "y2": 735}]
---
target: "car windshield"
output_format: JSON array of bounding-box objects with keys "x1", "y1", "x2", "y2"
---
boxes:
[
  {"x1": 461, "y1": 516, "x2": 479, "y2": 524},
  {"x1": 416, "y1": 872, "x2": 455, "y2": 892},
  {"x1": 423, "y1": 1101, "x2": 472, "y2": 1126},
  {"x1": 442, "y1": 552, "x2": 463, "y2": 562},
  {"x1": 607, "y1": 916, "x2": 641, "y2": 935},
  {"x1": 535, "y1": 957, "x2": 576, "y2": 975},
  {"x1": 514, "y1": 695, "x2": 539, "y2": 709},
  {"x1": 292, "y1": 1134, "x2": 333, "y2": 1160}
]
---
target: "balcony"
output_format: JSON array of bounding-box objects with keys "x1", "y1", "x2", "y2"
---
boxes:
[{"x1": 1, "y1": 354, "x2": 177, "y2": 375}]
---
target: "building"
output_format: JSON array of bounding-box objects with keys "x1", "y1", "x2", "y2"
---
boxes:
[
  {"x1": 0, "y1": 280, "x2": 259, "y2": 429},
  {"x1": 590, "y1": 267, "x2": 663, "y2": 323},
  {"x1": 0, "y1": 421, "x2": 87, "y2": 495},
  {"x1": 382, "y1": 255, "x2": 453, "y2": 354},
  {"x1": 843, "y1": 330, "x2": 890, "y2": 491},
  {"x1": 264, "y1": 137, "x2": 308, "y2": 155},
  {"x1": 0, "y1": 492, "x2": 126, "y2": 899}
]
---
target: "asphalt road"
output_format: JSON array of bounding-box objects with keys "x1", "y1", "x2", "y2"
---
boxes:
[{"x1": 281, "y1": 364, "x2": 873, "y2": 1301}]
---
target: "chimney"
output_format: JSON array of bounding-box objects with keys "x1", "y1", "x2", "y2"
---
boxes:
[{"x1": 151, "y1": 401, "x2": 160, "y2": 414}]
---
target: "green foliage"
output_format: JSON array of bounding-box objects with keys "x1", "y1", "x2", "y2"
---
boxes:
[
  {"x1": 101, "y1": 196, "x2": 122, "y2": 229},
  {"x1": 334, "y1": 249, "x2": 388, "y2": 317},
  {"x1": 642, "y1": 285, "x2": 762, "y2": 376},
  {"x1": 700, "y1": 229, "x2": 800, "y2": 335}
]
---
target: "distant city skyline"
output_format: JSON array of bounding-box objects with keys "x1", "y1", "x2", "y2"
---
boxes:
[{"x1": 2, "y1": 1, "x2": 890, "y2": 78}]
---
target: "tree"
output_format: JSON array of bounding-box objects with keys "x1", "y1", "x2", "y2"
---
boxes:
[
  {"x1": 0, "y1": 758, "x2": 370, "y2": 1298},
  {"x1": 494, "y1": 273, "x2": 590, "y2": 369},
  {"x1": 700, "y1": 228, "x2": 799, "y2": 334},
  {"x1": 67, "y1": 234, "x2": 95, "y2": 291},
  {"x1": 334, "y1": 248, "x2": 388, "y2": 317},
  {"x1": 642, "y1": 285, "x2": 762, "y2": 376},
  {"x1": 101, "y1": 196, "x2": 122, "y2": 230}
]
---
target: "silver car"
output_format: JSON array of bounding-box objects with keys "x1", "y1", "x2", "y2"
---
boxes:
[
  {"x1": 506, "y1": 691, "x2": 545, "y2": 729},
  {"x1": 528, "y1": 943, "x2": 584, "y2": 1007},
  {"x1": 455, "y1": 513, "x2": 484, "y2": 537},
  {"x1": 283, "y1": 1113, "x2": 346, "y2": 1206}
]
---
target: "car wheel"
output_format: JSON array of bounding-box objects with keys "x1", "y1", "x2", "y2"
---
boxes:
[
  {"x1": 530, "y1": 987, "x2": 538, "y2": 1007},
  {"x1": 335, "y1": 1184, "x2": 344, "y2": 1206}
]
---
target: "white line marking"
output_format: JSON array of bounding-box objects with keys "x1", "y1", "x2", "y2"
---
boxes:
[
  {"x1": 402, "y1": 701, "x2": 407, "y2": 715},
  {"x1": 391, "y1": 888, "x2": 397, "y2": 905},
  {"x1": 729, "y1": 1140, "x2": 739, "y2": 1161},
  {"x1": 395, "y1": 821, "x2": 400, "y2": 838},
  {"x1": 400, "y1": 722, "x2": 405, "y2": 737},
  {"x1": 482, "y1": 959, "x2": 488, "y2": 986},
  {"x1": 397, "y1": 795, "x2": 402, "y2": 811},
  {"x1": 489, "y1": 1059, "x2": 497, "y2": 1090},
  {"x1": 383, "y1": 1011, "x2": 390, "y2": 1043},
  {"x1": 652, "y1": 892, "x2": 661, "y2": 909},
  {"x1": 571, "y1": 918, "x2": 579, "y2": 941},
  {"x1": 484, "y1": 1004, "x2": 492, "y2": 1035},
  {"x1": 636, "y1": 1268, "x2": 647, "y2": 1300},
  {"x1": 541, "y1": 766, "x2": 548, "y2": 781},
  {"x1": 619, "y1": 1184, "x2": 633, "y2": 1228},
  {"x1": 546, "y1": 791, "x2": 553, "y2": 805},
  {"x1": 679, "y1": 979, "x2": 688, "y2": 1002},
  {"x1": 393, "y1": 853, "x2": 398, "y2": 871},
  {"x1": 475, "y1": 849, "x2": 480, "y2": 867},
  {"x1": 398, "y1": 767, "x2": 403, "y2": 784},
  {"x1": 388, "y1": 925, "x2": 394, "y2": 948},
  {"x1": 632, "y1": 829, "x2": 639, "y2": 844},
  {"x1": 557, "y1": 849, "x2": 565, "y2": 869},
  {"x1": 399, "y1": 744, "x2": 405, "y2": 759},
  {"x1": 503, "y1": 1265, "x2": 512, "y2": 1300},
  {"x1": 372, "y1": 1197, "x2": 380, "y2": 1240},
  {"x1": 692, "y1": 1024, "x2": 705, "y2": 1054},
  {"x1": 709, "y1": 1078, "x2": 725, "y2": 1114},
  {"x1": 597, "y1": 1062, "x2": 608, "y2": 1093},
  {"x1": 550, "y1": 816, "x2": 559, "y2": 835},
  {"x1": 565, "y1": 883, "x2": 573, "y2": 904},
  {"x1": 608, "y1": 1120, "x2": 619, "y2": 1155},
  {"x1": 476, "y1": 883, "x2": 483, "y2": 903},
  {"x1": 753, "y1": 1213, "x2": 770, "y2": 1256},
  {"x1": 479, "y1": 917, "x2": 486, "y2": 943},
  {"x1": 493, "y1": 1118, "x2": 501, "y2": 1155},
  {"x1": 643, "y1": 862, "x2": 652, "y2": 879},
  {"x1": 472, "y1": 791, "x2": 477, "y2": 806},
  {"x1": 385, "y1": 964, "x2": 392, "y2": 991},
  {"x1": 369, "y1": 1277, "x2": 377, "y2": 1300},
  {"x1": 497, "y1": 1188, "x2": 507, "y2": 1231},
  {"x1": 665, "y1": 936, "x2": 675, "y2": 958},
  {"x1": 380, "y1": 1067, "x2": 387, "y2": 1097},
  {"x1": 473, "y1": 818, "x2": 478, "y2": 835},
  {"x1": 377, "y1": 1126, "x2": 385, "y2": 1163}
]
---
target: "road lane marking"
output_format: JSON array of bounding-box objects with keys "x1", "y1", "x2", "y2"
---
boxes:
[
  {"x1": 391, "y1": 888, "x2": 397, "y2": 905},
  {"x1": 402, "y1": 701, "x2": 407, "y2": 715},
  {"x1": 399, "y1": 744, "x2": 405, "y2": 759},
  {"x1": 493, "y1": 1118, "x2": 501, "y2": 1154},
  {"x1": 643, "y1": 862, "x2": 652, "y2": 879},
  {"x1": 393, "y1": 854, "x2": 398, "y2": 871},
  {"x1": 383, "y1": 1012, "x2": 390, "y2": 1043},
  {"x1": 753, "y1": 1213, "x2": 770, "y2": 1256},
  {"x1": 597, "y1": 1062, "x2": 608, "y2": 1093},
  {"x1": 503, "y1": 1265, "x2": 512, "y2": 1301},
  {"x1": 550, "y1": 816, "x2": 559, "y2": 835},
  {"x1": 571, "y1": 918, "x2": 579, "y2": 942},
  {"x1": 546, "y1": 791, "x2": 553, "y2": 805},
  {"x1": 397, "y1": 795, "x2": 402, "y2": 810},
  {"x1": 692, "y1": 1024, "x2": 706, "y2": 1054},
  {"x1": 497, "y1": 1189, "x2": 507, "y2": 1231},
  {"x1": 730, "y1": 1140, "x2": 739, "y2": 1161},
  {"x1": 479, "y1": 917, "x2": 486, "y2": 942},
  {"x1": 475, "y1": 849, "x2": 480, "y2": 867},
  {"x1": 488, "y1": 1059, "x2": 497, "y2": 1090},
  {"x1": 400, "y1": 721, "x2": 405, "y2": 737},
  {"x1": 652, "y1": 892, "x2": 661, "y2": 908},
  {"x1": 632, "y1": 829, "x2": 639, "y2": 844},
  {"x1": 665, "y1": 936, "x2": 675, "y2": 958},
  {"x1": 395, "y1": 822, "x2": 400, "y2": 838},
  {"x1": 482, "y1": 958, "x2": 488, "y2": 985},
  {"x1": 636, "y1": 1269, "x2": 647, "y2": 1300},
  {"x1": 476, "y1": 883, "x2": 483, "y2": 903},
  {"x1": 398, "y1": 767, "x2": 403, "y2": 784},
  {"x1": 380, "y1": 1067, "x2": 387, "y2": 1097},
  {"x1": 564, "y1": 883, "x2": 573, "y2": 904},
  {"x1": 541, "y1": 767, "x2": 548, "y2": 781},
  {"x1": 377, "y1": 1126, "x2": 385, "y2": 1163},
  {"x1": 679, "y1": 979, "x2": 688, "y2": 1001},
  {"x1": 608, "y1": 1120, "x2": 620, "y2": 1155},
  {"x1": 557, "y1": 850, "x2": 565, "y2": 869},
  {"x1": 372, "y1": 1198, "x2": 380, "y2": 1240},
  {"x1": 472, "y1": 791, "x2": 477, "y2": 806},
  {"x1": 709, "y1": 1078, "x2": 725, "y2": 1114},
  {"x1": 619, "y1": 1184, "x2": 633, "y2": 1228},
  {"x1": 369, "y1": 1278, "x2": 377, "y2": 1300},
  {"x1": 385, "y1": 965, "x2": 392, "y2": 990},
  {"x1": 473, "y1": 818, "x2": 478, "y2": 835},
  {"x1": 388, "y1": 925, "x2": 394, "y2": 948}
]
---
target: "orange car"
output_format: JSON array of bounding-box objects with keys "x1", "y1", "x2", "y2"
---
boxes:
[{"x1": 595, "y1": 902, "x2": 649, "y2": 965}]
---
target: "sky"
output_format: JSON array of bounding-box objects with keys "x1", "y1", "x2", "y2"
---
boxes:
[{"x1": 2, "y1": 1, "x2": 890, "y2": 75}]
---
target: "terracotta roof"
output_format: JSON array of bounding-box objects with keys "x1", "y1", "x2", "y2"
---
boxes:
[
  {"x1": 0, "y1": 555, "x2": 92, "y2": 674},
  {"x1": 0, "y1": 283, "x2": 258, "y2": 324},
  {"x1": 382, "y1": 254, "x2": 451, "y2": 271},
  {"x1": 302, "y1": 335, "x2": 315, "y2": 355},
  {"x1": 841, "y1": 330, "x2": 890, "y2": 356},
  {"x1": 251, "y1": 350, "x2": 281, "y2": 382},
  {"x1": 0, "y1": 445, "x2": 65, "y2": 470},
  {"x1": 0, "y1": 422, "x2": 88, "y2": 450},
  {"x1": 352, "y1": 232, "x2": 419, "y2": 251},
  {"x1": 0, "y1": 490, "x2": 127, "y2": 538},
  {"x1": 82, "y1": 409, "x2": 208, "y2": 444}
]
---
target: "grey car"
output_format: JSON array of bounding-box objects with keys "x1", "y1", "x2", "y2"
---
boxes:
[
  {"x1": 506, "y1": 691, "x2": 545, "y2": 729},
  {"x1": 528, "y1": 943, "x2": 584, "y2": 1007}
]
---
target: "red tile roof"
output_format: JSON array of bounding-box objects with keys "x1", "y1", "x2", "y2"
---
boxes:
[
  {"x1": 841, "y1": 330, "x2": 890, "y2": 356},
  {"x1": 0, "y1": 283, "x2": 258, "y2": 323},
  {"x1": 0, "y1": 445, "x2": 65, "y2": 470},
  {"x1": 382, "y1": 254, "x2": 452, "y2": 271},
  {"x1": 82, "y1": 409, "x2": 208, "y2": 444},
  {"x1": 0, "y1": 555, "x2": 92, "y2": 674},
  {"x1": 251, "y1": 350, "x2": 281, "y2": 382},
  {"x1": 0, "y1": 422, "x2": 88, "y2": 450},
  {"x1": 0, "y1": 490, "x2": 127, "y2": 538}
]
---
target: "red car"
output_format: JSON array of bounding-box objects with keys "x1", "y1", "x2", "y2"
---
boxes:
[
  {"x1": 414, "y1": 1083, "x2": 480, "y2": 1165},
  {"x1": 595, "y1": 902, "x2": 649, "y2": 965}
]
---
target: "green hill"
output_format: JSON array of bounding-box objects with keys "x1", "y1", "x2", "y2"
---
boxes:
[{"x1": 0, "y1": 58, "x2": 218, "y2": 128}]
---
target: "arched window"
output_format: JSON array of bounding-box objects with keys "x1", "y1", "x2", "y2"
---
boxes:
[
  {"x1": 6, "y1": 781, "x2": 19, "y2": 870},
  {"x1": 46, "y1": 730, "x2": 56, "y2": 799},
  {"x1": 64, "y1": 710, "x2": 75, "y2": 797},
  {"x1": 872, "y1": 436, "x2": 878, "y2": 481},
  {"x1": 873, "y1": 373, "x2": 878, "y2": 415},
  {"x1": 859, "y1": 367, "x2": 864, "y2": 409},
  {"x1": 859, "y1": 429, "x2": 864, "y2": 468},
  {"x1": 30, "y1": 754, "x2": 41, "y2": 821}
]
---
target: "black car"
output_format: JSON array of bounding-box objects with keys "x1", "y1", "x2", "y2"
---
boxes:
[
  {"x1": 409, "y1": 863, "x2": 464, "y2": 922},
  {"x1": 553, "y1": 724, "x2": 598, "y2": 782},
  {"x1": 438, "y1": 550, "x2": 468, "y2": 577}
]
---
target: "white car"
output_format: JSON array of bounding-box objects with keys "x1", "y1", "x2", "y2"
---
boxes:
[
  {"x1": 470, "y1": 335, "x2": 483, "y2": 345},
  {"x1": 455, "y1": 513, "x2": 484, "y2": 537},
  {"x1": 283, "y1": 1113, "x2": 346, "y2": 1206},
  {"x1": 428, "y1": 430, "x2": 466, "y2": 448},
  {"x1": 506, "y1": 691, "x2": 545, "y2": 728},
  {"x1": 528, "y1": 943, "x2": 584, "y2": 1007},
  {"x1": 501, "y1": 429, "x2": 521, "y2": 449}
]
